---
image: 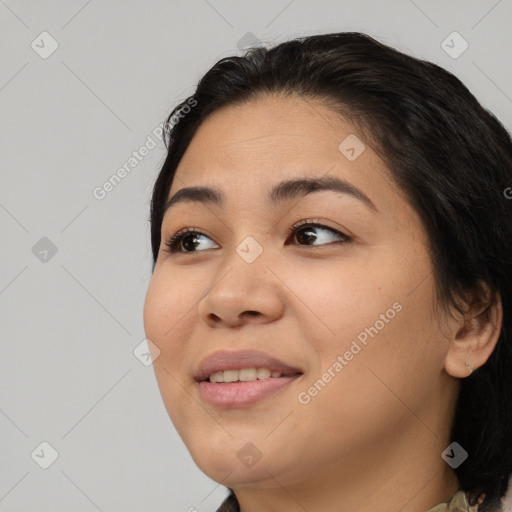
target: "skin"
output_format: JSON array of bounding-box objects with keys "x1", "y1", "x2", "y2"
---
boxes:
[{"x1": 143, "y1": 93, "x2": 502, "y2": 512}]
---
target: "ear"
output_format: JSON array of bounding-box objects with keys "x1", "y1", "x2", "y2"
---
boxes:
[{"x1": 444, "y1": 284, "x2": 503, "y2": 378}]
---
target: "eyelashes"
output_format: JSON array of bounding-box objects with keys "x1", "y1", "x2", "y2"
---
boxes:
[
  {"x1": 164, "y1": 226, "x2": 214, "y2": 253},
  {"x1": 163, "y1": 219, "x2": 351, "y2": 254}
]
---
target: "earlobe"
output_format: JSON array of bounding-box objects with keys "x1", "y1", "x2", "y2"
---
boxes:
[
  {"x1": 444, "y1": 349, "x2": 474, "y2": 378},
  {"x1": 443, "y1": 290, "x2": 503, "y2": 379}
]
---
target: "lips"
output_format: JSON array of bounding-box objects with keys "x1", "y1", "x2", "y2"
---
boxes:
[{"x1": 194, "y1": 349, "x2": 303, "y2": 382}]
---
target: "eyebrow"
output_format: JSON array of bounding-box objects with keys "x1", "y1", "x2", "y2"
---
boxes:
[{"x1": 163, "y1": 176, "x2": 378, "y2": 215}]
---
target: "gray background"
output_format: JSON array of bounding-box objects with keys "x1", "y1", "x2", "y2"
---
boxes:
[{"x1": 1, "y1": 1, "x2": 512, "y2": 511}]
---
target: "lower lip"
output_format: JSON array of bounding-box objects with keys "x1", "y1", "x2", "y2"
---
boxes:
[{"x1": 197, "y1": 375, "x2": 302, "y2": 408}]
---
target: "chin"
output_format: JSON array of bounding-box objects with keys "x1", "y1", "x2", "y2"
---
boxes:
[
  {"x1": 197, "y1": 459, "x2": 288, "y2": 490},
  {"x1": 186, "y1": 436, "x2": 303, "y2": 490}
]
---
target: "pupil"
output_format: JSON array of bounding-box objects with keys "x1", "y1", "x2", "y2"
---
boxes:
[
  {"x1": 183, "y1": 235, "x2": 200, "y2": 251},
  {"x1": 298, "y1": 228, "x2": 316, "y2": 245}
]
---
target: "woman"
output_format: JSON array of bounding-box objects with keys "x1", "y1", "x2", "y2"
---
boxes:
[{"x1": 143, "y1": 32, "x2": 512, "y2": 511}]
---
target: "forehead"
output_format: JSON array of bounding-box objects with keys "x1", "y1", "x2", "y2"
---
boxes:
[
  {"x1": 178, "y1": 94, "x2": 354, "y2": 168},
  {"x1": 168, "y1": 94, "x2": 404, "y2": 218}
]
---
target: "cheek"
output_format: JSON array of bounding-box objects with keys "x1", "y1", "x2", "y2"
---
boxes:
[
  {"x1": 143, "y1": 273, "x2": 201, "y2": 434},
  {"x1": 295, "y1": 304, "x2": 432, "y2": 451},
  {"x1": 143, "y1": 272, "x2": 199, "y2": 402},
  {"x1": 298, "y1": 263, "x2": 396, "y2": 353},
  {"x1": 302, "y1": 249, "x2": 440, "y2": 388},
  {"x1": 143, "y1": 268, "x2": 201, "y2": 342}
]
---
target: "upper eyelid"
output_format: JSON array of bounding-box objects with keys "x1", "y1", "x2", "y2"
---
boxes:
[
  {"x1": 168, "y1": 220, "x2": 344, "y2": 240},
  {"x1": 165, "y1": 218, "x2": 344, "y2": 236}
]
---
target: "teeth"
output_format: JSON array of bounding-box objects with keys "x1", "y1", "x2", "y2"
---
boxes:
[
  {"x1": 208, "y1": 367, "x2": 283, "y2": 383},
  {"x1": 258, "y1": 368, "x2": 271, "y2": 379},
  {"x1": 239, "y1": 368, "x2": 257, "y2": 381}
]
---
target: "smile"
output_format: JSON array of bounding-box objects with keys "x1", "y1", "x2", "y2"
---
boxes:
[{"x1": 197, "y1": 374, "x2": 303, "y2": 408}]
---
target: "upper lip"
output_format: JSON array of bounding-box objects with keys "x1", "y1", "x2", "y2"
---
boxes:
[{"x1": 194, "y1": 349, "x2": 303, "y2": 382}]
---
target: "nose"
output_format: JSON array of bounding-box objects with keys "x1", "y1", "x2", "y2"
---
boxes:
[{"x1": 197, "y1": 250, "x2": 285, "y2": 328}]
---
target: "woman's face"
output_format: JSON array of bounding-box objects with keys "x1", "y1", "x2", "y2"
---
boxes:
[{"x1": 143, "y1": 94, "x2": 458, "y2": 492}]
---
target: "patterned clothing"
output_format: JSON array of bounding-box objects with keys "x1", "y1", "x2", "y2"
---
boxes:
[{"x1": 215, "y1": 488, "x2": 500, "y2": 512}]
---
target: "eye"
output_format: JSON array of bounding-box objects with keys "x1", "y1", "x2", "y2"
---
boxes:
[
  {"x1": 285, "y1": 219, "x2": 351, "y2": 247},
  {"x1": 162, "y1": 219, "x2": 351, "y2": 254},
  {"x1": 163, "y1": 227, "x2": 219, "y2": 254}
]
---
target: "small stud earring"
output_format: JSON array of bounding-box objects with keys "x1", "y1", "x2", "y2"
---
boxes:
[{"x1": 465, "y1": 360, "x2": 474, "y2": 374}]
